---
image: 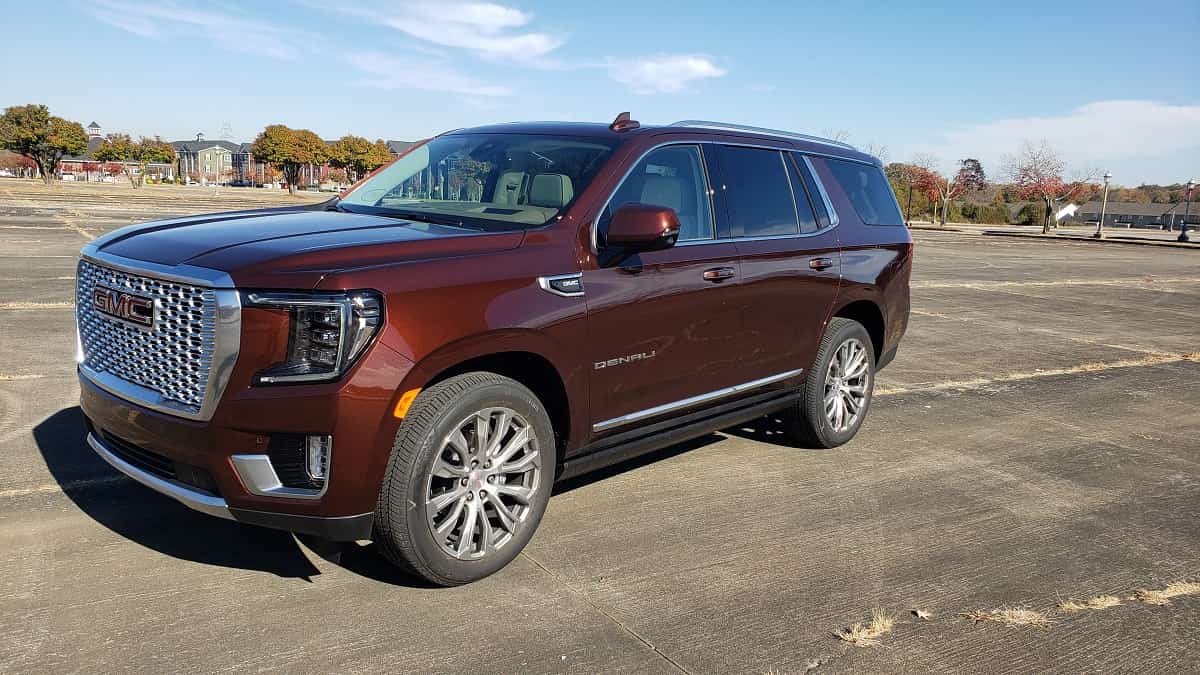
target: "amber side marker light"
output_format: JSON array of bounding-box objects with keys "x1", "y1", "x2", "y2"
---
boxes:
[{"x1": 393, "y1": 388, "x2": 422, "y2": 419}]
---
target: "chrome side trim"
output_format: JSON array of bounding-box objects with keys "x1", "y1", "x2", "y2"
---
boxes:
[
  {"x1": 231, "y1": 454, "x2": 327, "y2": 499},
  {"x1": 592, "y1": 368, "x2": 804, "y2": 432},
  {"x1": 668, "y1": 120, "x2": 857, "y2": 151},
  {"x1": 801, "y1": 155, "x2": 841, "y2": 228},
  {"x1": 537, "y1": 272, "x2": 585, "y2": 297},
  {"x1": 88, "y1": 432, "x2": 234, "y2": 520}
]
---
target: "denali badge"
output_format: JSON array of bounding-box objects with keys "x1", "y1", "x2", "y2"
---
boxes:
[
  {"x1": 595, "y1": 350, "x2": 656, "y2": 369},
  {"x1": 92, "y1": 286, "x2": 154, "y2": 328}
]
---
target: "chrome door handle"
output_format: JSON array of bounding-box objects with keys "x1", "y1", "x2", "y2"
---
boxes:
[
  {"x1": 808, "y1": 257, "x2": 835, "y2": 271},
  {"x1": 702, "y1": 266, "x2": 736, "y2": 282}
]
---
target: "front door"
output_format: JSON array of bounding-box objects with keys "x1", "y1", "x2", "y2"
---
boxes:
[{"x1": 583, "y1": 144, "x2": 743, "y2": 438}]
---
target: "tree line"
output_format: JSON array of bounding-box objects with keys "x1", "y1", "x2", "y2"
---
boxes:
[{"x1": 0, "y1": 104, "x2": 397, "y2": 195}]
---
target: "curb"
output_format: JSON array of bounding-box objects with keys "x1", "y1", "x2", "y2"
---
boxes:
[
  {"x1": 981, "y1": 230, "x2": 1200, "y2": 250},
  {"x1": 906, "y1": 225, "x2": 966, "y2": 233}
]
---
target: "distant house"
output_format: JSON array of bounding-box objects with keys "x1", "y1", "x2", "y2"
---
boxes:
[
  {"x1": 172, "y1": 134, "x2": 243, "y2": 184},
  {"x1": 1062, "y1": 201, "x2": 1198, "y2": 230},
  {"x1": 58, "y1": 121, "x2": 174, "y2": 181}
]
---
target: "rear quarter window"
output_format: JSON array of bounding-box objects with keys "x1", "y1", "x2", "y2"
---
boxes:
[{"x1": 824, "y1": 158, "x2": 904, "y2": 226}]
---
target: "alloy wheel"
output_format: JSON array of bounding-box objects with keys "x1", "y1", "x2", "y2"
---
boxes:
[
  {"x1": 824, "y1": 338, "x2": 870, "y2": 433},
  {"x1": 424, "y1": 407, "x2": 542, "y2": 560}
]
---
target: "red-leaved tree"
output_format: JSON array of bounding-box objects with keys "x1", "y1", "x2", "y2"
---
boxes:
[{"x1": 1004, "y1": 140, "x2": 1097, "y2": 234}]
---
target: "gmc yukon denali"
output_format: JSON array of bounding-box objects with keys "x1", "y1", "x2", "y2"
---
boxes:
[{"x1": 77, "y1": 115, "x2": 911, "y2": 585}]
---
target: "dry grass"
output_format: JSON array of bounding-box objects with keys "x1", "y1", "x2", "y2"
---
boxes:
[
  {"x1": 1133, "y1": 581, "x2": 1200, "y2": 606},
  {"x1": 833, "y1": 608, "x2": 896, "y2": 648},
  {"x1": 961, "y1": 607, "x2": 1052, "y2": 628},
  {"x1": 1057, "y1": 595, "x2": 1122, "y2": 613}
]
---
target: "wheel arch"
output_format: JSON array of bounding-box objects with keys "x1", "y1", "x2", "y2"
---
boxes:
[{"x1": 832, "y1": 299, "x2": 885, "y2": 362}]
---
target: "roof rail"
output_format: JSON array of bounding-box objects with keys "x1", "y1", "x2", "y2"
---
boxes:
[{"x1": 667, "y1": 120, "x2": 856, "y2": 151}]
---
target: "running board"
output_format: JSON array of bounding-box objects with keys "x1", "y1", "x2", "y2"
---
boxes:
[{"x1": 558, "y1": 389, "x2": 800, "y2": 481}]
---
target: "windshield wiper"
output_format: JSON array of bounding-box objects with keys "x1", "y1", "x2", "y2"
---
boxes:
[{"x1": 381, "y1": 209, "x2": 483, "y2": 230}]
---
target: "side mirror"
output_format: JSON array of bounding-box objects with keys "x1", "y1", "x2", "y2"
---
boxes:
[{"x1": 606, "y1": 203, "x2": 680, "y2": 253}]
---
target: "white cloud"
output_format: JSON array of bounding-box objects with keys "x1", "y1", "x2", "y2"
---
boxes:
[
  {"x1": 609, "y1": 54, "x2": 726, "y2": 94},
  {"x1": 88, "y1": 1, "x2": 305, "y2": 60},
  {"x1": 345, "y1": 52, "x2": 511, "y2": 98},
  {"x1": 908, "y1": 100, "x2": 1200, "y2": 182},
  {"x1": 379, "y1": 2, "x2": 563, "y2": 63}
]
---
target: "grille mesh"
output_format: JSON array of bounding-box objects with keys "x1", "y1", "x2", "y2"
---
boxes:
[{"x1": 76, "y1": 260, "x2": 217, "y2": 412}]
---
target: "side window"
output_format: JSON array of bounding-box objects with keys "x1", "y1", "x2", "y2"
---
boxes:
[
  {"x1": 824, "y1": 158, "x2": 905, "y2": 226},
  {"x1": 718, "y1": 146, "x2": 798, "y2": 237},
  {"x1": 599, "y1": 145, "x2": 714, "y2": 244},
  {"x1": 784, "y1": 155, "x2": 820, "y2": 234},
  {"x1": 791, "y1": 153, "x2": 833, "y2": 229}
]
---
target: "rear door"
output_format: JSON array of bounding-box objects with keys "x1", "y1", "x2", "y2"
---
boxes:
[
  {"x1": 583, "y1": 144, "x2": 744, "y2": 437},
  {"x1": 713, "y1": 145, "x2": 841, "y2": 381}
]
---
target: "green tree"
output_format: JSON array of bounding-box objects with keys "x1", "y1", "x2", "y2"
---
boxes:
[
  {"x1": 328, "y1": 135, "x2": 393, "y2": 183},
  {"x1": 0, "y1": 104, "x2": 88, "y2": 185},
  {"x1": 92, "y1": 134, "x2": 176, "y2": 188},
  {"x1": 251, "y1": 125, "x2": 328, "y2": 195}
]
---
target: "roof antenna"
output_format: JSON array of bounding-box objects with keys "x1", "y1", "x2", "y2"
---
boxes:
[{"x1": 609, "y1": 112, "x2": 640, "y2": 132}]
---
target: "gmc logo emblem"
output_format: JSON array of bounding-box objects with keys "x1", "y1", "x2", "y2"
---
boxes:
[{"x1": 92, "y1": 286, "x2": 154, "y2": 328}]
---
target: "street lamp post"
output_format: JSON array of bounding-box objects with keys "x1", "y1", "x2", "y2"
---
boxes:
[
  {"x1": 1180, "y1": 179, "x2": 1195, "y2": 243},
  {"x1": 1093, "y1": 172, "x2": 1112, "y2": 239}
]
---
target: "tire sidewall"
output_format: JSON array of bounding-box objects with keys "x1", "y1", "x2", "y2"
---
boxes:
[
  {"x1": 808, "y1": 321, "x2": 875, "y2": 447},
  {"x1": 401, "y1": 380, "x2": 554, "y2": 583}
]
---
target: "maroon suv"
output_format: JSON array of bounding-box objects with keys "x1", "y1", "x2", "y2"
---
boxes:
[{"x1": 76, "y1": 116, "x2": 911, "y2": 585}]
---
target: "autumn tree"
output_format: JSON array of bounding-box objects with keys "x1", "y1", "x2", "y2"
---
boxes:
[
  {"x1": 251, "y1": 125, "x2": 329, "y2": 195},
  {"x1": 92, "y1": 134, "x2": 176, "y2": 188},
  {"x1": 0, "y1": 104, "x2": 88, "y2": 185},
  {"x1": 328, "y1": 135, "x2": 393, "y2": 182},
  {"x1": 1004, "y1": 140, "x2": 1097, "y2": 234}
]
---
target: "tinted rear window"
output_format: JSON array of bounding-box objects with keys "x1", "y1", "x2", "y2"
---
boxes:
[
  {"x1": 718, "y1": 146, "x2": 798, "y2": 237},
  {"x1": 825, "y1": 158, "x2": 904, "y2": 226}
]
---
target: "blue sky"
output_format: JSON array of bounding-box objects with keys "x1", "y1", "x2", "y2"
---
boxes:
[{"x1": 2, "y1": 0, "x2": 1197, "y2": 185}]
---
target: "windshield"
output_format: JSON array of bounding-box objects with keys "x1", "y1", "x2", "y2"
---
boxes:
[{"x1": 339, "y1": 133, "x2": 618, "y2": 231}]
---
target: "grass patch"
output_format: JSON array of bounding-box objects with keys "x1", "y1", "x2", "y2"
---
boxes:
[
  {"x1": 833, "y1": 608, "x2": 896, "y2": 648},
  {"x1": 1133, "y1": 581, "x2": 1200, "y2": 606},
  {"x1": 1057, "y1": 595, "x2": 1122, "y2": 613},
  {"x1": 961, "y1": 607, "x2": 1052, "y2": 628}
]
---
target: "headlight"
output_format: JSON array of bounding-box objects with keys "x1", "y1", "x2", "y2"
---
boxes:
[{"x1": 243, "y1": 290, "x2": 383, "y2": 384}]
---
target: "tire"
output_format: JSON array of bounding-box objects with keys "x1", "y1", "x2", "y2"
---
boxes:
[
  {"x1": 374, "y1": 372, "x2": 554, "y2": 586},
  {"x1": 782, "y1": 317, "x2": 876, "y2": 449}
]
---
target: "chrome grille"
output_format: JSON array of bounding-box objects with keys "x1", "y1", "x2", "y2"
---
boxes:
[{"x1": 76, "y1": 259, "x2": 216, "y2": 413}]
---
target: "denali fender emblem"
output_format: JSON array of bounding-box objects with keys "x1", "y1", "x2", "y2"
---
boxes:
[
  {"x1": 595, "y1": 350, "x2": 656, "y2": 369},
  {"x1": 92, "y1": 285, "x2": 155, "y2": 328}
]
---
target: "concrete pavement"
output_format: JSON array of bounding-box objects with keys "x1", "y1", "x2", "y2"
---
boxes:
[{"x1": 1, "y1": 190, "x2": 1198, "y2": 673}]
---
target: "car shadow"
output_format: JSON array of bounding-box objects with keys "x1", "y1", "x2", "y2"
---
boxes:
[
  {"x1": 553, "y1": 433, "x2": 724, "y2": 495},
  {"x1": 34, "y1": 407, "x2": 325, "y2": 580},
  {"x1": 720, "y1": 413, "x2": 809, "y2": 448}
]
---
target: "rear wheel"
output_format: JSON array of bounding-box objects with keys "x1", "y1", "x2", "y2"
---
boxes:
[
  {"x1": 782, "y1": 317, "x2": 875, "y2": 448},
  {"x1": 374, "y1": 372, "x2": 553, "y2": 586}
]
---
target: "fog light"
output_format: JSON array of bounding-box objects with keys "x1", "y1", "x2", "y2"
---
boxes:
[{"x1": 306, "y1": 434, "x2": 331, "y2": 480}]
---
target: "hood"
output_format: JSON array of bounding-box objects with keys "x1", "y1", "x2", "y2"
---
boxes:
[{"x1": 93, "y1": 208, "x2": 524, "y2": 288}]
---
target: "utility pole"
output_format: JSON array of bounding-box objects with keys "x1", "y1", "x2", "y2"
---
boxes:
[{"x1": 1093, "y1": 172, "x2": 1112, "y2": 239}]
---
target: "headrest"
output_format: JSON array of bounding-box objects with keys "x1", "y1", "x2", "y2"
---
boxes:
[
  {"x1": 528, "y1": 173, "x2": 574, "y2": 208},
  {"x1": 640, "y1": 175, "x2": 683, "y2": 213}
]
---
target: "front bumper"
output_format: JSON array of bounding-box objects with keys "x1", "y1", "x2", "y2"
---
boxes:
[
  {"x1": 87, "y1": 431, "x2": 374, "y2": 540},
  {"x1": 78, "y1": 333, "x2": 413, "y2": 541}
]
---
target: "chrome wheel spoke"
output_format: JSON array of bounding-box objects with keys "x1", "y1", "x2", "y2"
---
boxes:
[
  {"x1": 433, "y1": 456, "x2": 468, "y2": 479},
  {"x1": 429, "y1": 486, "x2": 467, "y2": 512},
  {"x1": 456, "y1": 500, "x2": 479, "y2": 557},
  {"x1": 486, "y1": 493, "x2": 519, "y2": 532},
  {"x1": 824, "y1": 336, "x2": 870, "y2": 432},
  {"x1": 501, "y1": 449, "x2": 537, "y2": 473},
  {"x1": 493, "y1": 426, "x2": 530, "y2": 466},
  {"x1": 496, "y1": 483, "x2": 533, "y2": 505},
  {"x1": 434, "y1": 495, "x2": 467, "y2": 535},
  {"x1": 483, "y1": 409, "x2": 511, "y2": 458}
]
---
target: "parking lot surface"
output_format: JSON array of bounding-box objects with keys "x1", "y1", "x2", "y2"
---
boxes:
[{"x1": 2, "y1": 184, "x2": 1198, "y2": 673}]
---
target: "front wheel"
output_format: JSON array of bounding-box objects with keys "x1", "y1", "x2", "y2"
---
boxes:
[
  {"x1": 782, "y1": 317, "x2": 875, "y2": 448},
  {"x1": 374, "y1": 372, "x2": 554, "y2": 586}
]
